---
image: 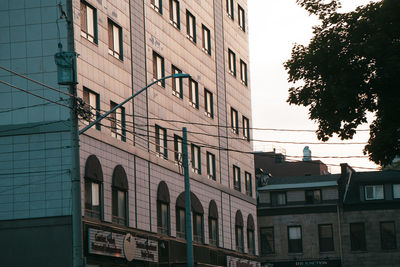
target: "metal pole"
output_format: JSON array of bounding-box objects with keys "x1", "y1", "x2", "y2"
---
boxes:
[
  {"x1": 182, "y1": 127, "x2": 194, "y2": 267},
  {"x1": 70, "y1": 83, "x2": 83, "y2": 267}
]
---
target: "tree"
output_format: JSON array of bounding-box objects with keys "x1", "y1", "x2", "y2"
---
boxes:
[{"x1": 284, "y1": 0, "x2": 400, "y2": 166}]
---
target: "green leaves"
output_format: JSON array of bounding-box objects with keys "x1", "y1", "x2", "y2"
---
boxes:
[{"x1": 285, "y1": 0, "x2": 400, "y2": 166}]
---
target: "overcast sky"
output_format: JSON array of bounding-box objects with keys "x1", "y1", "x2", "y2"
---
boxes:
[{"x1": 248, "y1": 0, "x2": 380, "y2": 173}]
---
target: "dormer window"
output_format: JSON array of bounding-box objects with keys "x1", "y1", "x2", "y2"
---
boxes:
[
  {"x1": 364, "y1": 185, "x2": 384, "y2": 200},
  {"x1": 305, "y1": 189, "x2": 321, "y2": 204}
]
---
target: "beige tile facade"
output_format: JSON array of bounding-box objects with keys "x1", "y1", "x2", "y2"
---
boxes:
[{"x1": 75, "y1": 0, "x2": 257, "y2": 257}]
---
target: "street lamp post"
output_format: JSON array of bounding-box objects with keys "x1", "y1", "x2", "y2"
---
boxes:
[{"x1": 79, "y1": 73, "x2": 190, "y2": 135}]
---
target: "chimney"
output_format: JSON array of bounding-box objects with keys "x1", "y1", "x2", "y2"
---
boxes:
[{"x1": 303, "y1": 146, "x2": 311, "y2": 161}]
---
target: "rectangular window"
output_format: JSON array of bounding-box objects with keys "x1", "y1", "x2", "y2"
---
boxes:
[
  {"x1": 193, "y1": 213, "x2": 203, "y2": 243},
  {"x1": 151, "y1": 0, "x2": 162, "y2": 14},
  {"x1": 169, "y1": 0, "x2": 180, "y2": 28},
  {"x1": 228, "y1": 49, "x2": 236, "y2": 76},
  {"x1": 80, "y1": 1, "x2": 97, "y2": 43},
  {"x1": 233, "y1": 165, "x2": 241, "y2": 191},
  {"x1": 155, "y1": 125, "x2": 167, "y2": 159},
  {"x1": 209, "y1": 217, "x2": 218, "y2": 246},
  {"x1": 202, "y1": 24, "x2": 211, "y2": 55},
  {"x1": 364, "y1": 185, "x2": 384, "y2": 200},
  {"x1": 174, "y1": 134, "x2": 183, "y2": 165},
  {"x1": 305, "y1": 189, "x2": 322, "y2": 204},
  {"x1": 381, "y1": 221, "x2": 397, "y2": 250},
  {"x1": 319, "y1": 224, "x2": 334, "y2": 252},
  {"x1": 206, "y1": 152, "x2": 216, "y2": 180},
  {"x1": 82, "y1": 87, "x2": 100, "y2": 130},
  {"x1": 186, "y1": 10, "x2": 196, "y2": 43},
  {"x1": 189, "y1": 78, "x2": 199, "y2": 109},
  {"x1": 242, "y1": 116, "x2": 249, "y2": 141},
  {"x1": 108, "y1": 19, "x2": 122, "y2": 60},
  {"x1": 350, "y1": 223, "x2": 366, "y2": 251},
  {"x1": 245, "y1": 172, "x2": 252, "y2": 197},
  {"x1": 394, "y1": 184, "x2": 400, "y2": 199},
  {"x1": 226, "y1": 0, "x2": 233, "y2": 19},
  {"x1": 240, "y1": 59, "x2": 248, "y2": 85},
  {"x1": 112, "y1": 188, "x2": 127, "y2": 225},
  {"x1": 288, "y1": 226, "x2": 302, "y2": 253},
  {"x1": 231, "y1": 107, "x2": 238, "y2": 134},
  {"x1": 176, "y1": 207, "x2": 186, "y2": 239},
  {"x1": 204, "y1": 89, "x2": 213, "y2": 118},
  {"x1": 248, "y1": 229, "x2": 255, "y2": 255},
  {"x1": 110, "y1": 102, "x2": 125, "y2": 141},
  {"x1": 153, "y1": 51, "x2": 165, "y2": 87},
  {"x1": 172, "y1": 65, "x2": 183, "y2": 98},
  {"x1": 191, "y1": 144, "x2": 201, "y2": 174},
  {"x1": 238, "y1": 4, "x2": 245, "y2": 32},
  {"x1": 260, "y1": 227, "x2": 274, "y2": 254},
  {"x1": 85, "y1": 179, "x2": 101, "y2": 219},
  {"x1": 271, "y1": 192, "x2": 286, "y2": 206},
  {"x1": 236, "y1": 225, "x2": 243, "y2": 252},
  {"x1": 157, "y1": 201, "x2": 169, "y2": 235}
]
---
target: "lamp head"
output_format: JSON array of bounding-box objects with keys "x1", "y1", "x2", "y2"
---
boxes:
[{"x1": 173, "y1": 73, "x2": 191, "y2": 79}]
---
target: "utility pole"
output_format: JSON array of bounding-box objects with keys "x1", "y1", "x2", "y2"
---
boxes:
[{"x1": 182, "y1": 127, "x2": 194, "y2": 267}]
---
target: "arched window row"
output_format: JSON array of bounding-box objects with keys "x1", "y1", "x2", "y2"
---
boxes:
[
  {"x1": 84, "y1": 156, "x2": 255, "y2": 253},
  {"x1": 84, "y1": 155, "x2": 128, "y2": 225}
]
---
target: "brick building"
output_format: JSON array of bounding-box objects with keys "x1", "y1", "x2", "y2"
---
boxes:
[
  {"x1": 254, "y1": 150, "x2": 329, "y2": 179},
  {"x1": 0, "y1": 0, "x2": 258, "y2": 266},
  {"x1": 257, "y1": 164, "x2": 400, "y2": 267}
]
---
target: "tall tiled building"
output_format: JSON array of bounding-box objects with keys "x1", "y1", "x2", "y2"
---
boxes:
[{"x1": 0, "y1": 0, "x2": 258, "y2": 266}]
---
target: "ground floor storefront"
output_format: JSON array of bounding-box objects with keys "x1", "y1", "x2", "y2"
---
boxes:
[
  {"x1": 262, "y1": 260, "x2": 342, "y2": 267},
  {"x1": 83, "y1": 221, "x2": 260, "y2": 267}
]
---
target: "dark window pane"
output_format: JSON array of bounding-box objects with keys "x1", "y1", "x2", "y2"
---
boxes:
[
  {"x1": 319, "y1": 224, "x2": 334, "y2": 252},
  {"x1": 381, "y1": 222, "x2": 397, "y2": 250},
  {"x1": 288, "y1": 226, "x2": 302, "y2": 253},
  {"x1": 260, "y1": 227, "x2": 274, "y2": 254},
  {"x1": 350, "y1": 223, "x2": 366, "y2": 251}
]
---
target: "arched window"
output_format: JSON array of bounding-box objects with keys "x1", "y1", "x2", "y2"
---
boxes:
[
  {"x1": 176, "y1": 192, "x2": 204, "y2": 243},
  {"x1": 235, "y1": 210, "x2": 244, "y2": 252},
  {"x1": 247, "y1": 214, "x2": 255, "y2": 255},
  {"x1": 208, "y1": 200, "x2": 219, "y2": 246},
  {"x1": 84, "y1": 155, "x2": 103, "y2": 219},
  {"x1": 157, "y1": 181, "x2": 170, "y2": 235},
  {"x1": 112, "y1": 165, "x2": 128, "y2": 225}
]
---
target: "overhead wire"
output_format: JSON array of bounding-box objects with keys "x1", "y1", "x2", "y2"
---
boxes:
[
  {"x1": 91, "y1": 109, "x2": 368, "y2": 145},
  {"x1": 0, "y1": 80, "x2": 71, "y2": 109},
  {"x1": 91, "y1": 105, "x2": 371, "y2": 132},
  {"x1": 0, "y1": 65, "x2": 75, "y2": 98},
  {"x1": 82, "y1": 118, "x2": 371, "y2": 161}
]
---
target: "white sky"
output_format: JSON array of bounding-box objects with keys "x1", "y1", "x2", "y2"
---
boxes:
[{"x1": 248, "y1": 0, "x2": 380, "y2": 173}]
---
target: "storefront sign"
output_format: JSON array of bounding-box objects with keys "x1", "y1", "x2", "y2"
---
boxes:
[
  {"x1": 227, "y1": 256, "x2": 260, "y2": 267},
  {"x1": 263, "y1": 260, "x2": 341, "y2": 267},
  {"x1": 129, "y1": 236, "x2": 158, "y2": 262},
  {"x1": 87, "y1": 228, "x2": 158, "y2": 262},
  {"x1": 88, "y1": 228, "x2": 124, "y2": 258}
]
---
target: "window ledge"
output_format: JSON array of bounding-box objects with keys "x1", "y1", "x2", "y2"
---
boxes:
[
  {"x1": 169, "y1": 20, "x2": 180, "y2": 30},
  {"x1": 186, "y1": 34, "x2": 196, "y2": 43},
  {"x1": 202, "y1": 48, "x2": 211, "y2": 56},
  {"x1": 172, "y1": 90, "x2": 182, "y2": 99},
  {"x1": 80, "y1": 31, "x2": 98, "y2": 45},
  {"x1": 189, "y1": 102, "x2": 198, "y2": 109}
]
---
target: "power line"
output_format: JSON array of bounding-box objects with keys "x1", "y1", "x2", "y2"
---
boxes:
[
  {"x1": 83, "y1": 119, "x2": 370, "y2": 160},
  {"x1": 0, "y1": 65, "x2": 74, "y2": 98},
  {"x1": 95, "y1": 114, "x2": 368, "y2": 145},
  {"x1": 91, "y1": 105, "x2": 371, "y2": 133},
  {"x1": 0, "y1": 101, "x2": 68, "y2": 114},
  {"x1": 0, "y1": 121, "x2": 69, "y2": 134},
  {"x1": 0, "y1": 80, "x2": 71, "y2": 109}
]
